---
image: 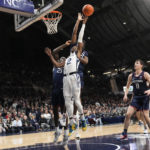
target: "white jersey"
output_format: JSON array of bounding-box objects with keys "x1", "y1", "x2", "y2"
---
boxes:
[{"x1": 64, "y1": 51, "x2": 79, "y2": 75}]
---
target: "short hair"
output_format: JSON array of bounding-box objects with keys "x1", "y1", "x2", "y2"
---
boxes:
[
  {"x1": 135, "y1": 59, "x2": 145, "y2": 68},
  {"x1": 135, "y1": 59, "x2": 144, "y2": 66}
]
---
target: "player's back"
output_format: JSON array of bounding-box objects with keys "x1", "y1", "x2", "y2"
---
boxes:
[{"x1": 132, "y1": 71, "x2": 148, "y2": 96}]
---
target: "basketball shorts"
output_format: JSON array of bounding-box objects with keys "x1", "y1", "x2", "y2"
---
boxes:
[
  {"x1": 52, "y1": 88, "x2": 65, "y2": 106},
  {"x1": 130, "y1": 95, "x2": 149, "y2": 110},
  {"x1": 63, "y1": 73, "x2": 81, "y2": 98}
]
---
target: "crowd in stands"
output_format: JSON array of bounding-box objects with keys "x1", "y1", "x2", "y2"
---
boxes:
[
  {"x1": 0, "y1": 94, "x2": 129, "y2": 135},
  {"x1": 0, "y1": 62, "x2": 129, "y2": 135}
]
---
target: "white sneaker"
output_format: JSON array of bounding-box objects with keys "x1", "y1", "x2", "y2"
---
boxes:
[
  {"x1": 144, "y1": 129, "x2": 148, "y2": 134},
  {"x1": 75, "y1": 133, "x2": 80, "y2": 140},
  {"x1": 53, "y1": 131, "x2": 61, "y2": 144}
]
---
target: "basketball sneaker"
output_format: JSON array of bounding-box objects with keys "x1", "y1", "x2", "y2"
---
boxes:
[
  {"x1": 138, "y1": 120, "x2": 143, "y2": 126},
  {"x1": 119, "y1": 132, "x2": 128, "y2": 140},
  {"x1": 53, "y1": 131, "x2": 61, "y2": 144},
  {"x1": 144, "y1": 128, "x2": 148, "y2": 134},
  {"x1": 75, "y1": 133, "x2": 80, "y2": 140},
  {"x1": 81, "y1": 120, "x2": 87, "y2": 131},
  {"x1": 68, "y1": 123, "x2": 77, "y2": 136}
]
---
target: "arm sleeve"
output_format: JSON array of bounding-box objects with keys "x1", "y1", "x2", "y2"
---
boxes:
[{"x1": 78, "y1": 24, "x2": 86, "y2": 43}]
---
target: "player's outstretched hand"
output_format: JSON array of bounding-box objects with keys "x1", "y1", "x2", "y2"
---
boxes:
[
  {"x1": 123, "y1": 95, "x2": 128, "y2": 103},
  {"x1": 83, "y1": 16, "x2": 88, "y2": 24},
  {"x1": 45, "y1": 47, "x2": 52, "y2": 57},
  {"x1": 144, "y1": 90, "x2": 150, "y2": 96},
  {"x1": 78, "y1": 13, "x2": 83, "y2": 21},
  {"x1": 65, "y1": 40, "x2": 71, "y2": 46}
]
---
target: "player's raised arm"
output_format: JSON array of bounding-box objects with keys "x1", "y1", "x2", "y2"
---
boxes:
[
  {"x1": 144, "y1": 72, "x2": 150, "y2": 95},
  {"x1": 71, "y1": 13, "x2": 83, "y2": 44},
  {"x1": 123, "y1": 73, "x2": 132, "y2": 102},
  {"x1": 45, "y1": 47, "x2": 65, "y2": 68},
  {"x1": 77, "y1": 16, "x2": 88, "y2": 64},
  {"x1": 53, "y1": 40, "x2": 71, "y2": 54}
]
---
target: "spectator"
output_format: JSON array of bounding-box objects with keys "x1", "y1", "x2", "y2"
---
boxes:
[
  {"x1": 12, "y1": 116, "x2": 22, "y2": 134},
  {"x1": 22, "y1": 115, "x2": 34, "y2": 133},
  {"x1": 5, "y1": 117, "x2": 12, "y2": 134},
  {"x1": 0, "y1": 118, "x2": 6, "y2": 135},
  {"x1": 40, "y1": 114, "x2": 50, "y2": 131},
  {"x1": 30, "y1": 115, "x2": 39, "y2": 131}
]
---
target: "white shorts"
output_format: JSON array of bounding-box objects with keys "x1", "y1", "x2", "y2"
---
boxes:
[{"x1": 63, "y1": 73, "x2": 81, "y2": 97}]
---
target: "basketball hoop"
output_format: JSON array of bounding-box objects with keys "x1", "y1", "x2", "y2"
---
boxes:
[{"x1": 41, "y1": 11, "x2": 62, "y2": 34}]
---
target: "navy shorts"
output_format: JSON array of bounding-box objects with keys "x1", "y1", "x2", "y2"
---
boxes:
[
  {"x1": 130, "y1": 95, "x2": 149, "y2": 110},
  {"x1": 52, "y1": 88, "x2": 65, "y2": 106}
]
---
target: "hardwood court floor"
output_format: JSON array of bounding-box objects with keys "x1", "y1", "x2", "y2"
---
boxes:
[{"x1": 0, "y1": 124, "x2": 149, "y2": 150}]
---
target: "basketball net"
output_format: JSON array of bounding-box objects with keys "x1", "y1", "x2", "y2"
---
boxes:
[{"x1": 41, "y1": 11, "x2": 62, "y2": 34}]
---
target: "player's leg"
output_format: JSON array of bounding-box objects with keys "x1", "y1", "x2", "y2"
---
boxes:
[
  {"x1": 52, "y1": 89, "x2": 64, "y2": 144},
  {"x1": 120, "y1": 105, "x2": 136, "y2": 139},
  {"x1": 63, "y1": 76, "x2": 75, "y2": 128},
  {"x1": 53, "y1": 104, "x2": 61, "y2": 143},
  {"x1": 140, "y1": 111, "x2": 148, "y2": 133},
  {"x1": 142, "y1": 110, "x2": 150, "y2": 129},
  {"x1": 74, "y1": 76, "x2": 84, "y2": 139},
  {"x1": 142, "y1": 96, "x2": 150, "y2": 130},
  {"x1": 59, "y1": 95, "x2": 69, "y2": 145},
  {"x1": 136, "y1": 111, "x2": 143, "y2": 125},
  {"x1": 59, "y1": 107, "x2": 69, "y2": 145},
  {"x1": 124, "y1": 106, "x2": 136, "y2": 131},
  {"x1": 73, "y1": 74, "x2": 86, "y2": 131},
  {"x1": 53, "y1": 105, "x2": 59, "y2": 129},
  {"x1": 52, "y1": 91, "x2": 60, "y2": 131},
  {"x1": 73, "y1": 79, "x2": 83, "y2": 117}
]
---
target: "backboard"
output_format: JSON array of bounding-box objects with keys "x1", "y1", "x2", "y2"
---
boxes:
[
  {"x1": 14, "y1": 0, "x2": 63, "y2": 32},
  {"x1": 0, "y1": 0, "x2": 34, "y2": 16}
]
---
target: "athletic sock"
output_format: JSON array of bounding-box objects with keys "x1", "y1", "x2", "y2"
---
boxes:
[
  {"x1": 123, "y1": 129, "x2": 127, "y2": 135},
  {"x1": 144, "y1": 125, "x2": 147, "y2": 130}
]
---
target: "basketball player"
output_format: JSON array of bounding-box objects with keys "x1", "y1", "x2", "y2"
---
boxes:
[
  {"x1": 45, "y1": 40, "x2": 71, "y2": 145},
  {"x1": 121, "y1": 59, "x2": 150, "y2": 140},
  {"x1": 45, "y1": 13, "x2": 88, "y2": 136},
  {"x1": 72, "y1": 20, "x2": 89, "y2": 139}
]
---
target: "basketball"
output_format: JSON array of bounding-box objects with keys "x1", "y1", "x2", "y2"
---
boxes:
[{"x1": 82, "y1": 4, "x2": 94, "y2": 16}]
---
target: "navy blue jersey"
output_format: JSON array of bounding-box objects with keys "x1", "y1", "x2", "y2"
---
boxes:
[
  {"x1": 132, "y1": 71, "x2": 148, "y2": 96},
  {"x1": 52, "y1": 67, "x2": 63, "y2": 89},
  {"x1": 78, "y1": 50, "x2": 88, "y2": 73}
]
